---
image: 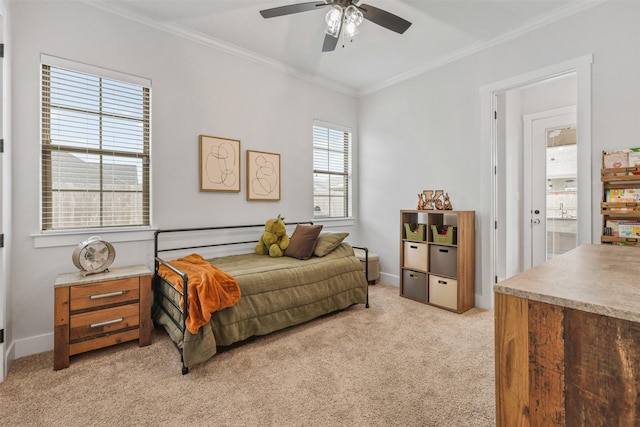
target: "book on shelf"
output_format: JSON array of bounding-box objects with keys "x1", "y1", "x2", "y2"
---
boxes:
[
  {"x1": 605, "y1": 188, "x2": 640, "y2": 203},
  {"x1": 603, "y1": 151, "x2": 628, "y2": 175},
  {"x1": 630, "y1": 150, "x2": 640, "y2": 175},
  {"x1": 603, "y1": 148, "x2": 640, "y2": 175},
  {"x1": 618, "y1": 220, "x2": 640, "y2": 238},
  {"x1": 605, "y1": 220, "x2": 619, "y2": 237}
]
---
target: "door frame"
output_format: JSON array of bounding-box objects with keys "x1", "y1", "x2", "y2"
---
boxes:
[
  {"x1": 0, "y1": 5, "x2": 5, "y2": 383},
  {"x1": 523, "y1": 107, "x2": 576, "y2": 269},
  {"x1": 480, "y1": 54, "x2": 593, "y2": 309}
]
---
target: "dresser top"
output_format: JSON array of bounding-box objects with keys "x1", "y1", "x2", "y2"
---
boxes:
[
  {"x1": 55, "y1": 264, "x2": 152, "y2": 287},
  {"x1": 494, "y1": 244, "x2": 640, "y2": 323}
]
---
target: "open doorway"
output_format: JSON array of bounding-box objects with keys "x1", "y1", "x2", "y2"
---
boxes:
[{"x1": 490, "y1": 59, "x2": 592, "y2": 285}]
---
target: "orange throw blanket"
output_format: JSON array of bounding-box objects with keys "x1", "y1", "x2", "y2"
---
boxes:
[{"x1": 158, "y1": 253, "x2": 241, "y2": 335}]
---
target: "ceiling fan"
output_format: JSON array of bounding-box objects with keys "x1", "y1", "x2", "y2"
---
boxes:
[{"x1": 260, "y1": 0, "x2": 412, "y2": 52}]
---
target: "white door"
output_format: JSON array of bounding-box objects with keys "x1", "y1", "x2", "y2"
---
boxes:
[{"x1": 523, "y1": 108, "x2": 577, "y2": 269}]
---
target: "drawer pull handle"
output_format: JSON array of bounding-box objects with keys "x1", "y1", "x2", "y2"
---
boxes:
[
  {"x1": 438, "y1": 249, "x2": 448, "y2": 253},
  {"x1": 90, "y1": 317, "x2": 124, "y2": 328},
  {"x1": 410, "y1": 245, "x2": 418, "y2": 249},
  {"x1": 438, "y1": 280, "x2": 447, "y2": 285},
  {"x1": 89, "y1": 290, "x2": 126, "y2": 300}
]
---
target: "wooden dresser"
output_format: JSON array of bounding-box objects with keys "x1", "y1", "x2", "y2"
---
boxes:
[
  {"x1": 54, "y1": 264, "x2": 152, "y2": 370},
  {"x1": 494, "y1": 245, "x2": 640, "y2": 426}
]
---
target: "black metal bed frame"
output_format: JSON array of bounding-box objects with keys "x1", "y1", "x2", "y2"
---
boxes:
[{"x1": 153, "y1": 222, "x2": 370, "y2": 375}]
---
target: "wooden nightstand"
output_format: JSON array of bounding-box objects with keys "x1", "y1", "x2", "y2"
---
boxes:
[{"x1": 54, "y1": 265, "x2": 152, "y2": 370}]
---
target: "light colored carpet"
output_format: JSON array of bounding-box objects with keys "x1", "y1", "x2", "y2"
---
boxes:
[{"x1": 0, "y1": 283, "x2": 496, "y2": 426}]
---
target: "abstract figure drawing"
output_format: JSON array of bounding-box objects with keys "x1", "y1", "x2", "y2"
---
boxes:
[
  {"x1": 205, "y1": 141, "x2": 237, "y2": 188},
  {"x1": 251, "y1": 154, "x2": 278, "y2": 196}
]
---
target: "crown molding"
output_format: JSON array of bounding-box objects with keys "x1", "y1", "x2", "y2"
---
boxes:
[
  {"x1": 82, "y1": 0, "x2": 604, "y2": 98},
  {"x1": 81, "y1": 0, "x2": 358, "y2": 97},
  {"x1": 358, "y1": 0, "x2": 607, "y2": 96}
]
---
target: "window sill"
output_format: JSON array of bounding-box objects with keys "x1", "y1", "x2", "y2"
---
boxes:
[
  {"x1": 32, "y1": 226, "x2": 157, "y2": 248},
  {"x1": 312, "y1": 217, "x2": 356, "y2": 228}
]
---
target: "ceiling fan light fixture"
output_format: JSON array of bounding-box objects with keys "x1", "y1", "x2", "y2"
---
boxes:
[
  {"x1": 343, "y1": 5, "x2": 363, "y2": 38},
  {"x1": 325, "y1": 5, "x2": 343, "y2": 38}
]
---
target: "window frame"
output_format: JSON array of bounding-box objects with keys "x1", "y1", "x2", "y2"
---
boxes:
[
  {"x1": 40, "y1": 55, "x2": 151, "y2": 233},
  {"x1": 312, "y1": 120, "x2": 353, "y2": 220}
]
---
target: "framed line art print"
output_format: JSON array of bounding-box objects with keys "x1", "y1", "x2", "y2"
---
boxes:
[
  {"x1": 246, "y1": 150, "x2": 280, "y2": 201},
  {"x1": 199, "y1": 135, "x2": 241, "y2": 192}
]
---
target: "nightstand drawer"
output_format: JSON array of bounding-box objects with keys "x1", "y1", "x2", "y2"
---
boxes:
[
  {"x1": 70, "y1": 278, "x2": 139, "y2": 311},
  {"x1": 70, "y1": 303, "x2": 140, "y2": 342}
]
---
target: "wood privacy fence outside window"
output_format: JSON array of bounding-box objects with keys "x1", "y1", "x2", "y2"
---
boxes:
[{"x1": 41, "y1": 58, "x2": 150, "y2": 231}]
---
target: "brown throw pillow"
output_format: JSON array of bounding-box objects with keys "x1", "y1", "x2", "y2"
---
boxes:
[
  {"x1": 313, "y1": 232, "x2": 349, "y2": 257},
  {"x1": 284, "y1": 224, "x2": 323, "y2": 260}
]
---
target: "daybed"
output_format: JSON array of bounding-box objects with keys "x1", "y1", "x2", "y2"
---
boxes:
[{"x1": 153, "y1": 223, "x2": 370, "y2": 374}]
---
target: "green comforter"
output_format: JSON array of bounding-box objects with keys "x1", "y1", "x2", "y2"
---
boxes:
[{"x1": 154, "y1": 243, "x2": 368, "y2": 367}]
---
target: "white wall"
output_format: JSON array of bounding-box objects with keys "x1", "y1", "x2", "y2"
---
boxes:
[
  {"x1": 8, "y1": 1, "x2": 358, "y2": 358},
  {"x1": 358, "y1": 1, "x2": 640, "y2": 308}
]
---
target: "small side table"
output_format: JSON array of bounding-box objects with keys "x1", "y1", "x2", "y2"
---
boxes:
[
  {"x1": 54, "y1": 265, "x2": 152, "y2": 370},
  {"x1": 353, "y1": 248, "x2": 380, "y2": 285}
]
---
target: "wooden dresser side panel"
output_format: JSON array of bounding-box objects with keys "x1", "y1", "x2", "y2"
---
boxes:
[
  {"x1": 456, "y1": 211, "x2": 475, "y2": 312},
  {"x1": 495, "y1": 293, "x2": 529, "y2": 427},
  {"x1": 528, "y1": 300, "x2": 565, "y2": 426},
  {"x1": 53, "y1": 286, "x2": 70, "y2": 370},
  {"x1": 138, "y1": 274, "x2": 152, "y2": 346},
  {"x1": 565, "y1": 308, "x2": 640, "y2": 426}
]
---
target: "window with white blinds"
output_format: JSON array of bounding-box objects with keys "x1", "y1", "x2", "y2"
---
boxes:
[
  {"x1": 313, "y1": 122, "x2": 352, "y2": 219},
  {"x1": 41, "y1": 61, "x2": 150, "y2": 231}
]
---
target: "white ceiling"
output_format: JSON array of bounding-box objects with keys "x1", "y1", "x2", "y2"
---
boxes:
[{"x1": 88, "y1": 0, "x2": 601, "y2": 96}]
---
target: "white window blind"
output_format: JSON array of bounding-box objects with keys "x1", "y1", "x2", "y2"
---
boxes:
[
  {"x1": 313, "y1": 123, "x2": 352, "y2": 219},
  {"x1": 41, "y1": 62, "x2": 150, "y2": 231}
]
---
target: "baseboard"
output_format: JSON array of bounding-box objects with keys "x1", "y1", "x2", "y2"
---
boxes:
[
  {"x1": 380, "y1": 272, "x2": 398, "y2": 286},
  {"x1": 14, "y1": 332, "x2": 53, "y2": 359},
  {"x1": 5, "y1": 339, "x2": 15, "y2": 376}
]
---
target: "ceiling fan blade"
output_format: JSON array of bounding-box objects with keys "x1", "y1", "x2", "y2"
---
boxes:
[
  {"x1": 358, "y1": 3, "x2": 412, "y2": 34},
  {"x1": 322, "y1": 33, "x2": 339, "y2": 52},
  {"x1": 260, "y1": 1, "x2": 330, "y2": 19}
]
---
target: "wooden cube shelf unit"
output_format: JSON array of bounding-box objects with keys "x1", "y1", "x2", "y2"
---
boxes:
[
  {"x1": 399, "y1": 210, "x2": 475, "y2": 313},
  {"x1": 54, "y1": 265, "x2": 152, "y2": 370}
]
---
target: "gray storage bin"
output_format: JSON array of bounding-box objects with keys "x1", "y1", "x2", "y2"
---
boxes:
[
  {"x1": 402, "y1": 269, "x2": 427, "y2": 302},
  {"x1": 429, "y1": 245, "x2": 458, "y2": 278}
]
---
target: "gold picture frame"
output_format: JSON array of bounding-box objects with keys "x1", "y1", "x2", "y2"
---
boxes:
[
  {"x1": 199, "y1": 135, "x2": 241, "y2": 192},
  {"x1": 246, "y1": 150, "x2": 280, "y2": 201}
]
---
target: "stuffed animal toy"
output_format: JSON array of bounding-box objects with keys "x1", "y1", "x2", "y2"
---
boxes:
[{"x1": 255, "y1": 214, "x2": 290, "y2": 257}]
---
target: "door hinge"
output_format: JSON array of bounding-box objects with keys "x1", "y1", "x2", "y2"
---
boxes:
[
  {"x1": 494, "y1": 165, "x2": 497, "y2": 175},
  {"x1": 0, "y1": 329, "x2": 4, "y2": 344},
  {"x1": 0, "y1": 234, "x2": 3, "y2": 248},
  {"x1": 0, "y1": 44, "x2": 4, "y2": 58},
  {"x1": 494, "y1": 221, "x2": 497, "y2": 230},
  {"x1": 0, "y1": 139, "x2": 3, "y2": 153},
  {"x1": 494, "y1": 110, "x2": 497, "y2": 120},
  {"x1": 495, "y1": 276, "x2": 498, "y2": 284}
]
